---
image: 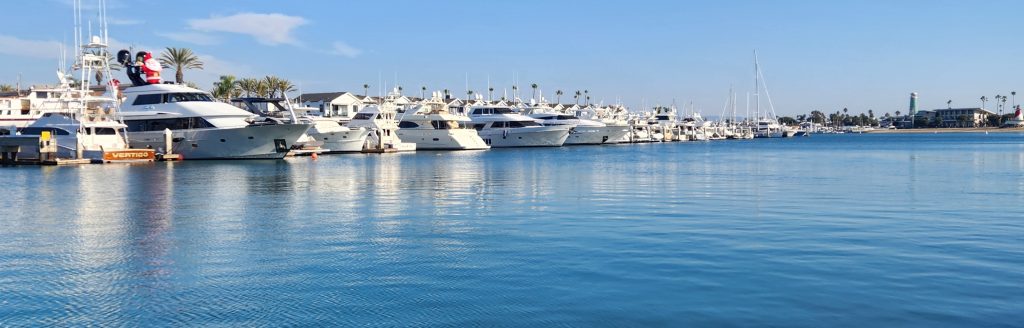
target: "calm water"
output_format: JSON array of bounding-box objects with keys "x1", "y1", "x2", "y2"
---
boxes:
[{"x1": 1, "y1": 133, "x2": 1022, "y2": 327}]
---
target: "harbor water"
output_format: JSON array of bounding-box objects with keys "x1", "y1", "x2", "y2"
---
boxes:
[{"x1": 1, "y1": 133, "x2": 1022, "y2": 326}]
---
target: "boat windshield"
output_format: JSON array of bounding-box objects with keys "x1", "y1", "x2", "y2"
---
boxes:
[{"x1": 352, "y1": 113, "x2": 376, "y2": 120}]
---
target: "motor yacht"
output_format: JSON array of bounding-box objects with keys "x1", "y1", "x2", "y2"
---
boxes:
[
  {"x1": 231, "y1": 97, "x2": 369, "y2": 153},
  {"x1": 466, "y1": 105, "x2": 570, "y2": 147},
  {"x1": 396, "y1": 93, "x2": 488, "y2": 150},
  {"x1": 119, "y1": 83, "x2": 310, "y2": 159},
  {"x1": 347, "y1": 90, "x2": 415, "y2": 152}
]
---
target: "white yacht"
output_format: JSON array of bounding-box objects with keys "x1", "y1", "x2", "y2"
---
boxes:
[
  {"x1": 0, "y1": 86, "x2": 71, "y2": 129},
  {"x1": 396, "y1": 94, "x2": 489, "y2": 150},
  {"x1": 118, "y1": 83, "x2": 311, "y2": 159},
  {"x1": 527, "y1": 112, "x2": 630, "y2": 145},
  {"x1": 347, "y1": 90, "x2": 416, "y2": 152},
  {"x1": 231, "y1": 97, "x2": 369, "y2": 153},
  {"x1": 466, "y1": 105, "x2": 570, "y2": 147}
]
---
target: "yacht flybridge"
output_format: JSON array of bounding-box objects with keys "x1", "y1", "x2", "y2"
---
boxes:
[
  {"x1": 524, "y1": 106, "x2": 629, "y2": 145},
  {"x1": 118, "y1": 84, "x2": 311, "y2": 159}
]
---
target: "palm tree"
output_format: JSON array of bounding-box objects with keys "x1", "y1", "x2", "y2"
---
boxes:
[
  {"x1": 273, "y1": 77, "x2": 296, "y2": 98},
  {"x1": 511, "y1": 85, "x2": 518, "y2": 102},
  {"x1": 262, "y1": 76, "x2": 281, "y2": 98},
  {"x1": 574, "y1": 90, "x2": 581, "y2": 104},
  {"x1": 466, "y1": 89, "x2": 474, "y2": 101},
  {"x1": 488, "y1": 87, "x2": 494, "y2": 101},
  {"x1": 0, "y1": 84, "x2": 14, "y2": 92},
  {"x1": 255, "y1": 79, "x2": 270, "y2": 98},
  {"x1": 1012, "y1": 91, "x2": 1017, "y2": 108},
  {"x1": 421, "y1": 86, "x2": 427, "y2": 99},
  {"x1": 980, "y1": 96, "x2": 988, "y2": 109},
  {"x1": 947, "y1": 99, "x2": 952, "y2": 109},
  {"x1": 237, "y1": 78, "x2": 260, "y2": 97},
  {"x1": 530, "y1": 83, "x2": 538, "y2": 101},
  {"x1": 211, "y1": 75, "x2": 239, "y2": 101},
  {"x1": 556, "y1": 90, "x2": 563, "y2": 104},
  {"x1": 158, "y1": 47, "x2": 204, "y2": 84},
  {"x1": 363, "y1": 84, "x2": 369, "y2": 97},
  {"x1": 88, "y1": 50, "x2": 120, "y2": 85},
  {"x1": 584, "y1": 90, "x2": 589, "y2": 105}
]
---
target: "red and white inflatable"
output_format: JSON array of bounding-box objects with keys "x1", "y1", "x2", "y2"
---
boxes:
[{"x1": 140, "y1": 52, "x2": 162, "y2": 84}]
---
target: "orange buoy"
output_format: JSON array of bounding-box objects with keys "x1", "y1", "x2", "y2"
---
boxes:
[{"x1": 311, "y1": 152, "x2": 318, "y2": 160}]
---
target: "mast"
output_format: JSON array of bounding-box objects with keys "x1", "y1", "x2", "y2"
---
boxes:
[{"x1": 754, "y1": 50, "x2": 759, "y2": 120}]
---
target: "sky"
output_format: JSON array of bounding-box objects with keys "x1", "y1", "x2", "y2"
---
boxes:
[{"x1": 1, "y1": 0, "x2": 1022, "y2": 116}]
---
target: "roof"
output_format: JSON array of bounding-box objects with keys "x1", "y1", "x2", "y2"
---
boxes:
[
  {"x1": 297, "y1": 92, "x2": 348, "y2": 103},
  {"x1": 932, "y1": 107, "x2": 994, "y2": 115}
]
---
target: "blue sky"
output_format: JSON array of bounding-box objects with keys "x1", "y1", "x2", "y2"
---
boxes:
[{"x1": 1, "y1": 0, "x2": 1022, "y2": 116}]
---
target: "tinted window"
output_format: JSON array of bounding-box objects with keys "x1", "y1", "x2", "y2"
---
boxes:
[
  {"x1": 21, "y1": 127, "x2": 71, "y2": 135},
  {"x1": 398, "y1": 121, "x2": 419, "y2": 128},
  {"x1": 509, "y1": 121, "x2": 540, "y2": 128},
  {"x1": 126, "y1": 117, "x2": 215, "y2": 132},
  {"x1": 94, "y1": 128, "x2": 117, "y2": 135},
  {"x1": 133, "y1": 94, "x2": 162, "y2": 105},
  {"x1": 352, "y1": 113, "x2": 375, "y2": 120}
]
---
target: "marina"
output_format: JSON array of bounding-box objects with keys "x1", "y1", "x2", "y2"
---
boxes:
[{"x1": 1, "y1": 1, "x2": 1023, "y2": 326}]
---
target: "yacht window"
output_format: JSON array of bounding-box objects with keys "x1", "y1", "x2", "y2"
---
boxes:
[
  {"x1": 94, "y1": 128, "x2": 117, "y2": 135},
  {"x1": 473, "y1": 124, "x2": 486, "y2": 131},
  {"x1": 20, "y1": 127, "x2": 70, "y2": 135},
  {"x1": 166, "y1": 93, "x2": 214, "y2": 103},
  {"x1": 494, "y1": 108, "x2": 514, "y2": 114},
  {"x1": 133, "y1": 94, "x2": 163, "y2": 105},
  {"x1": 352, "y1": 113, "x2": 376, "y2": 120},
  {"x1": 126, "y1": 117, "x2": 215, "y2": 132},
  {"x1": 557, "y1": 115, "x2": 576, "y2": 120},
  {"x1": 431, "y1": 120, "x2": 459, "y2": 129},
  {"x1": 471, "y1": 108, "x2": 484, "y2": 115},
  {"x1": 492, "y1": 121, "x2": 506, "y2": 128},
  {"x1": 398, "y1": 121, "x2": 419, "y2": 128},
  {"x1": 509, "y1": 121, "x2": 540, "y2": 128}
]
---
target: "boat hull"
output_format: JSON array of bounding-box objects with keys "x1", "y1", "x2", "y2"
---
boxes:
[
  {"x1": 312, "y1": 128, "x2": 371, "y2": 153},
  {"x1": 125, "y1": 123, "x2": 311, "y2": 159},
  {"x1": 397, "y1": 129, "x2": 490, "y2": 150},
  {"x1": 477, "y1": 126, "x2": 570, "y2": 148},
  {"x1": 564, "y1": 125, "x2": 631, "y2": 145}
]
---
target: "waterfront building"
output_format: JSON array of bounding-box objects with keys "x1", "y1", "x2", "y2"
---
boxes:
[{"x1": 931, "y1": 108, "x2": 994, "y2": 127}]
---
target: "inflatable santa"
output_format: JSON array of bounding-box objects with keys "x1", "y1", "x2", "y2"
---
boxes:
[{"x1": 140, "y1": 52, "x2": 162, "y2": 84}]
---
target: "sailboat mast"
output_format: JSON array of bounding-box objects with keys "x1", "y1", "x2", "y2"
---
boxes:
[{"x1": 754, "y1": 50, "x2": 760, "y2": 120}]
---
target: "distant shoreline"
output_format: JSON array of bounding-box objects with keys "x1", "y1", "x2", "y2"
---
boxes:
[{"x1": 864, "y1": 127, "x2": 1024, "y2": 134}]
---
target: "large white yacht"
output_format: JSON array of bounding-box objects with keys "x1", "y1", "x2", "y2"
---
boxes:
[
  {"x1": 118, "y1": 83, "x2": 311, "y2": 159},
  {"x1": 0, "y1": 85, "x2": 71, "y2": 130},
  {"x1": 396, "y1": 94, "x2": 489, "y2": 150},
  {"x1": 466, "y1": 105, "x2": 570, "y2": 147},
  {"x1": 231, "y1": 97, "x2": 369, "y2": 153},
  {"x1": 524, "y1": 105, "x2": 630, "y2": 145},
  {"x1": 347, "y1": 90, "x2": 416, "y2": 152}
]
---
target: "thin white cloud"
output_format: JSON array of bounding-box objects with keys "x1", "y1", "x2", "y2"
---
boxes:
[
  {"x1": 330, "y1": 41, "x2": 361, "y2": 58},
  {"x1": 187, "y1": 13, "x2": 307, "y2": 46},
  {"x1": 156, "y1": 32, "x2": 219, "y2": 46},
  {"x1": 0, "y1": 35, "x2": 62, "y2": 59}
]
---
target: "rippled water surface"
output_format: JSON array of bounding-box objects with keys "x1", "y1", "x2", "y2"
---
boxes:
[{"x1": 1, "y1": 133, "x2": 1022, "y2": 326}]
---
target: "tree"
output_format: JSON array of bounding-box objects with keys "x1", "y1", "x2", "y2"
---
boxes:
[
  {"x1": 363, "y1": 84, "x2": 369, "y2": 97},
  {"x1": 980, "y1": 96, "x2": 988, "y2": 109},
  {"x1": 0, "y1": 84, "x2": 13, "y2": 92},
  {"x1": 957, "y1": 115, "x2": 972, "y2": 127},
  {"x1": 530, "y1": 83, "x2": 538, "y2": 101},
  {"x1": 947, "y1": 99, "x2": 952, "y2": 109},
  {"x1": 574, "y1": 90, "x2": 581, "y2": 104},
  {"x1": 158, "y1": 47, "x2": 204, "y2": 84},
  {"x1": 88, "y1": 50, "x2": 120, "y2": 85},
  {"x1": 255, "y1": 79, "x2": 270, "y2": 98},
  {"x1": 237, "y1": 78, "x2": 260, "y2": 97},
  {"x1": 488, "y1": 87, "x2": 494, "y2": 101},
  {"x1": 267, "y1": 76, "x2": 295, "y2": 98},
  {"x1": 556, "y1": 90, "x2": 563, "y2": 104},
  {"x1": 211, "y1": 75, "x2": 239, "y2": 101},
  {"x1": 778, "y1": 116, "x2": 798, "y2": 125},
  {"x1": 466, "y1": 89, "x2": 474, "y2": 100},
  {"x1": 1012, "y1": 91, "x2": 1017, "y2": 108},
  {"x1": 810, "y1": 110, "x2": 825, "y2": 123},
  {"x1": 421, "y1": 86, "x2": 427, "y2": 99},
  {"x1": 584, "y1": 89, "x2": 589, "y2": 105}
]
